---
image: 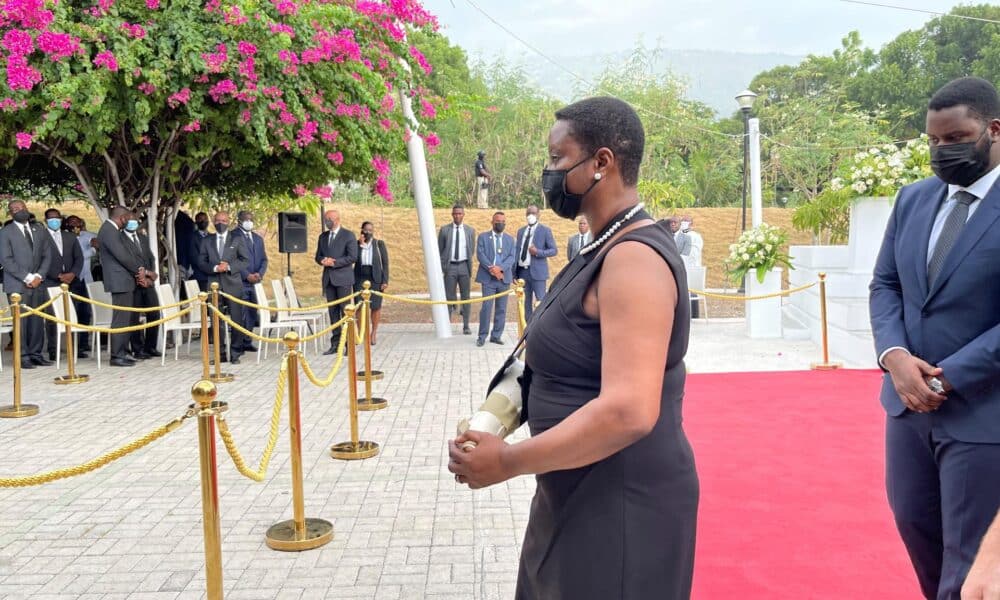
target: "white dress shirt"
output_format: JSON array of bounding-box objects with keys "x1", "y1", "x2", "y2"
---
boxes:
[
  {"x1": 451, "y1": 224, "x2": 468, "y2": 262},
  {"x1": 19, "y1": 223, "x2": 40, "y2": 285},
  {"x1": 360, "y1": 241, "x2": 373, "y2": 266},
  {"x1": 47, "y1": 227, "x2": 63, "y2": 256},
  {"x1": 518, "y1": 224, "x2": 535, "y2": 268}
]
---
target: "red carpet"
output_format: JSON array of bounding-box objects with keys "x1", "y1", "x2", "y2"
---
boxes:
[{"x1": 685, "y1": 369, "x2": 920, "y2": 599}]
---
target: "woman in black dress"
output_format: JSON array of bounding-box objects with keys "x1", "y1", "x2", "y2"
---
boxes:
[
  {"x1": 353, "y1": 221, "x2": 389, "y2": 344},
  {"x1": 449, "y1": 97, "x2": 698, "y2": 599}
]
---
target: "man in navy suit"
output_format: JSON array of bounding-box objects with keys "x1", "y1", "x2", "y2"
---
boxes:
[
  {"x1": 870, "y1": 77, "x2": 1000, "y2": 600},
  {"x1": 234, "y1": 209, "x2": 268, "y2": 351},
  {"x1": 315, "y1": 209, "x2": 357, "y2": 354},
  {"x1": 475, "y1": 211, "x2": 515, "y2": 347},
  {"x1": 515, "y1": 204, "x2": 557, "y2": 322}
]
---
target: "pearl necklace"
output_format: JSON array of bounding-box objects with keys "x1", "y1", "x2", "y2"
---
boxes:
[{"x1": 578, "y1": 203, "x2": 646, "y2": 256}]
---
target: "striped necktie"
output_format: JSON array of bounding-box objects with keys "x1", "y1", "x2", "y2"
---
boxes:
[{"x1": 927, "y1": 190, "x2": 977, "y2": 287}]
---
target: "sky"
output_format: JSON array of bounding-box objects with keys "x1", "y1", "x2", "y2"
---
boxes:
[{"x1": 421, "y1": 0, "x2": 975, "y2": 60}]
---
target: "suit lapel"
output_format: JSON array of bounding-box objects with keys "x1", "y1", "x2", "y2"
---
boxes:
[
  {"x1": 915, "y1": 183, "x2": 948, "y2": 301},
  {"x1": 924, "y1": 181, "x2": 1000, "y2": 305}
]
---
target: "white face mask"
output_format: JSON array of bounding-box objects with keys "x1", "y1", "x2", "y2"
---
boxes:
[
  {"x1": 680, "y1": 221, "x2": 691, "y2": 232},
  {"x1": 526, "y1": 214, "x2": 538, "y2": 226},
  {"x1": 241, "y1": 220, "x2": 253, "y2": 232}
]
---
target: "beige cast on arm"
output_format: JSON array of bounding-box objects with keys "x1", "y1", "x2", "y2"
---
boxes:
[{"x1": 457, "y1": 360, "x2": 524, "y2": 450}]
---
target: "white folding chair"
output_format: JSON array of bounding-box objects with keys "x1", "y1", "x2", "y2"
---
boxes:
[
  {"x1": 283, "y1": 276, "x2": 328, "y2": 327},
  {"x1": 255, "y1": 283, "x2": 307, "y2": 363},
  {"x1": 47, "y1": 286, "x2": 99, "y2": 369},
  {"x1": 87, "y1": 282, "x2": 113, "y2": 368},
  {"x1": 0, "y1": 293, "x2": 11, "y2": 372},
  {"x1": 156, "y1": 284, "x2": 202, "y2": 365},
  {"x1": 272, "y1": 279, "x2": 319, "y2": 354}
]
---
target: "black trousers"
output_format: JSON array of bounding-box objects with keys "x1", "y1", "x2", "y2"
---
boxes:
[
  {"x1": 324, "y1": 283, "x2": 353, "y2": 345},
  {"x1": 130, "y1": 286, "x2": 160, "y2": 354},
  {"x1": 110, "y1": 291, "x2": 134, "y2": 359},
  {"x1": 71, "y1": 280, "x2": 92, "y2": 350},
  {"x1": 444, "y1": 261, "x2": 471, "y2": 326},
  {"x1": 10, "y1": 288, "x2": 45, "y2": 361}
]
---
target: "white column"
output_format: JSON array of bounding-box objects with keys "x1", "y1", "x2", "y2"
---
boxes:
[
  {"x1": 399, "y1": 85, "x2": 451, "y2": 339},
  {"x1": 749, "y1": 118, "x2": 763, "y2": 228}
]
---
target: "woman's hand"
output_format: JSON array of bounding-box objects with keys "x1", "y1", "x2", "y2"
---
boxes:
[
  {"x1": 448, "y1": 431, "x2": 515, "y2": 489},
  {"x1": 380, "y1": 283, "x2": 388, "y2": 291}
]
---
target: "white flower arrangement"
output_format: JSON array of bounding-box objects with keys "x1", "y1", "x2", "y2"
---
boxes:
[
  {"x1": 726, "y1": 223, "x2": 793, "y2": 284},
  {"x1": 827, "y1": 136, "x2": 932, "y2": 198}
]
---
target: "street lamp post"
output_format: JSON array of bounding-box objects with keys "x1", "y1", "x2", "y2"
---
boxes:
[{"x1": 735, "y1": 89, "x2": 758, "y2": 233}]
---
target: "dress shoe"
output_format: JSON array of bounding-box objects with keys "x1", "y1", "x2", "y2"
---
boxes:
[
  {"x1": 76, "y1": 351, "x2": 89, "y2": 359},
  {"x1": 30, "y1": 356, "x2": 53, "y2": 366},
  {"x1": 110, "y1": 358, "x2": 135, "y2": 367},
  {"x1": 489, "y1": 338, "x2": 504, "y2": 345},
  {"x1": 463, "y1": 327, "x2": 472, "y2": 335},
  {"x1": 146, "y1": 350, "x2": 163, "y2": 358},
  {"x1": 47, "y1": 352, "x2": 56, "y2": 361},
  {"x1": 19, "y1": 361, "x2": 35, "y2": 369},
  {"x1": 476, "y1": 339, "x2": 485, "y2": 347},
  {"x1": 323, "y1": 346, "x2": 338, "y2": 356},
  {"x1": 230, "y1": 354, "x2": 241, "y2": 365},
  {"x1": 132, "y1": 352, "x2": 151, "y2": 361},
  {"x1": 242, "y1": 345, "x2": 258, "y2": 353}
]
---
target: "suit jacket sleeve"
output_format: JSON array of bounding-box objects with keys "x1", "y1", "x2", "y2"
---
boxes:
[
  {"x1": 229, "y1": 236, "x2": 250, "y2": 275},
  {"x1": 939, "y1": 322, "x2": 1000, "y2": 397},
  {"x1": 314, "y1": 233, "x2": 327, "y2": 266},
  {"x1": 0, "y1": 229, "x2": 26, "y2": 281},
  {"x1": 68, "y1": 233, "x2": 84, "y2": 277},
  {"x1": 196, "y1": 236, "x2": 215, "y2": 276},
  {"x1": 257, "y1": 236, "x2": 268, "y2": 277},
  {"x1": 36, "y1": 227, "x2": 53, "y2": 279},
  {"x1": 438, "y1": 226, "x2": 447, "y2": 259},
  {"x1": 378, "y1": 240, "x2": 389, "y2": 283},
  {"x1": 868, "y1": 196, "x2": 910, "y2": 360},
  {"x1": 476, "y1": 234, "x2": 490, "y2": 268},
  {"x1": 101, "y1": 227, "x2": 142, "y2": 273},
  {"x1": 335, "y1": 232, "x2": 358, "y2": 269},
  {"x1": 538, "y1": 226, "x2": 557, "y2": 258},
  {"x1": 500, "y1": 234, "x2": 516, "y2": 273}
]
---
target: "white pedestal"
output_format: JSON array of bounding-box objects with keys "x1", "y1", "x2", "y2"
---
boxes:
[
  {"x1": 847, "y1": 196, "x2": 893, "y2": 274},
  {"x1": 746, "y1": 268, "x2": 783, "y2": 339}
]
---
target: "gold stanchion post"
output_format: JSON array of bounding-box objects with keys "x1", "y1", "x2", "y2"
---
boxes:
[
  {"x1": 266, "y1": 332, "x2": 334, "y2": 551},
  {"x1": 209, "y1": 283, "x2": 234, "y2": 383},
  {"x1": 1, "y1": 294, "x2": 38, "y2": 418},
  {"x1": 191, "y1": 380, "x2": 226, "y2": 600},
  {"x1": 330, "y1": 304, "x2": 380, "y2": 460},
  {"x1": 199, "y1": 292, "x2": 210, "y2": 381},
  {"x1": 54, "y1": 284, "x2": 88, "y2": 385},
  {"x1": 811, "y1": 273, "x2": 842, "y2": 371},
  {"x1": 356, "y1": 282, "x2": 387, "y2": 412},
  {"x1": 514, "y1": 278, "x2": 527, "y2": 337}
]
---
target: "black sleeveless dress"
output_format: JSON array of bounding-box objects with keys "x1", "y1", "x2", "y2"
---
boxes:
[{"x1": 515, "y1": 220, "x2": 699, "y2": 600}]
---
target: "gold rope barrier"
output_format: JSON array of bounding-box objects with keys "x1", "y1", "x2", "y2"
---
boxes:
[
  {"x1": 190, "y1": 380, "x2": 225, "y2": 600},
  {"x1": 371, "y1": 288, "x2": 512, "y2": 306},
  {"x1": 216, "y1": 356, "x2": 288, "y2": 481},
  {"x1": 811, "y1": 272, "x2": 842, "y2": 371},
  {"x1": 689, "y1": 280, "x2": 817, "y2": 301},
  {"x1": 206, "y1": 303, "x2": 286, "y2": 345},
  {"x1": 0, "y1": 409, "x2": 192, "y2": 487},
  {"x1": 300, "y1": 325, "x2": 349, "y2": 387},
  {"x1": 265, "y1": 331, "x2": 334, "y2": 551},
  {"x1": 298, "y1": 314, "x2": 353, "y2": 345},
  {"x1": 54, "y1": 283, "x2": 88, "y2": 385},
  {"x1": 357, "y1": 283, "x2": 387, "y2": 411},
  {"x1": 218, "y1": 289, "x2": 361, "y2": 312},
  {"x1": 21, "y1": 304, "x2": 195, "y2": 334},
  {"x1": 68, "y1": 291, "x2": 193, "y2": 313},
  {"x1": 1, "y1": 294, "x2": 38, "y2": 419},
  {"x1": 330, "y1": 304, "x2": 380, "y2": 461},
  {"x1": 209, "y1": 284, "x2": 234, "y2": 383}
]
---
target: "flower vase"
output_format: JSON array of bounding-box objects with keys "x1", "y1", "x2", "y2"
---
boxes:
[{"x1": 745, "y1": 268, "x2": 783, "y2": 339}]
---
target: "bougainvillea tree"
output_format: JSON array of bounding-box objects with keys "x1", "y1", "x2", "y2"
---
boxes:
[{"x1": 0, "y1": 0, "x2": 439, "y2": 281}]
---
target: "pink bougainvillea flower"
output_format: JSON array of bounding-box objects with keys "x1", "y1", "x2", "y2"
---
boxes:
[
  {"x1": 371, "y1": 155, "x2": 390, "y2": 177},
  {"x1": 145, "y1": 0, "x2": 160, "y2": 9},
  {"x1": 293, "y1": 184, "x2": 307, "y2": 196},
  {"x1": 240, "y1": 109, "x2": 252, "y2": 124},
  {"x1": 424, "y1": 131, "x2": 440, "y2": 153},
  {"x1": 374, "y1": 175, "x2": 393, "y2": 202},
  {"x1": 167, "y1": 87, "x2": 191, "y2": 108},
  {"x1": 14, "y1": 131, "x2": 33, "y2": 150},
  {"x1": 296, "y1": 119, "x2": 318, "y2": 146},
  {"x1": 37, "y1": 31, "x2": 81, "y2": 61},
  {"x1": 208, "y1": 79, "x2": 238, "y2": 102},
  {"x1": 270, "y1": 0, "x2": 297, "y2": 16},
  {"x1": 313, "y1": 185, "x2": 332, "y2": 199},
  {"x1": 182, "y1": 120, "x2": 201, "y2": 132},
  {"x1": 485, "y1": 105, "x2": 500, "y2": 113},
  {"x1": 327, "y1": 151, "x2": 344, "y2": 165},
  {"x1": 93, "y1": 50, "x2": 119, "y2": 71},
  {"x1": 2, "y1": 30, "x2": 34, "y2": 56},
  {"x1": 419, "y1": 98, "x2": 436, "y2": 119},
  {"x1": 3, "y1": 0, "x2": 54, "y2": 29},
  {"x1": 408, "y1": 45, "x2": 432, "y2": 75},
  {"x1": 201, "y1": 44, "x2": 228, "y2": 72},
  {"x1": 6, "y1": 57, "x2": 43, "y2": 90},
  {"x1": 224, "y1": 5, "x2": 248, "y2": 25},
  {"x1": 120, "y1": 23, "x2": 146, "y2": 39},
  {"x1": 237, "y1": 41, "x2": 257, "y2": 56},
  {"x1": 138, "y1": 82, "x2": 156, "y2": 95},
  {"x1": 269, "y1": 23, "x2": 295, "y2": 37}
]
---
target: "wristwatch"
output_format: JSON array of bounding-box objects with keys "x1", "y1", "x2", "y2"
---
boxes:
[{"x1": 926, "y1": 376, "x2": 945, "y2": 394}]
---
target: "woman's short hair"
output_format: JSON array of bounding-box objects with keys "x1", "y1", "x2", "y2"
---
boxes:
[
  {"x1": 361, "y1": 221, "x2": 373, "y2": 229},
  {"x1": 554, "y1": 97, "x2": 645, "y2": 186}
]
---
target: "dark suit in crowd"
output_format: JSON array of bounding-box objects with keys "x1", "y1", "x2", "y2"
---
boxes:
[
  {"x1": 196, "y1": 230, "x2": 250, "y2": 361},
  {"x1": 234, "y1": 227, "x2": 268, "y2": 332},
  {"x1": 191, "y1": 229, "x2": 211, "y2": 291},
  {"x1": 515, "y1": 222, "x2": 557, "y2": 321},
  {"x1": 354, "y1": 238, "x2": 389, "y2": 308},
  {"x1": 42, "y1": 225, "x2": 83, "y2": 359},
  {"x1": 567, "y1": 231, "x2": 591, "y2": 262},
  {"x1": 97, "y1": 219, "x2": 142, "y2": 362},
  {"x1": 475, "y1": 230, "x2": 516, "y2": 344},
  {"x1": 315, "y1": 228, "x2": 358, "y2": 347},
  {"x1": 438, "y1": 222, "x2": 476, "y2": 330},
  {"x1": 871, "y1": 171, "x2": 1000, "y2": 599},
  {"x1": 126, "y1": 231, "x2": 160, "y2": 356},
  {"x1": 0, "y1": 220, "x2": 52, "y2": 364}
]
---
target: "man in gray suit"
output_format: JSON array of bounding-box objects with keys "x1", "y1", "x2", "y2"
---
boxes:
[
  {"x1": 566, "y1": 216, "x2": 591, "y2": 261},
  {"x1": 0, "y1": 200, "x2": 53, "y2": 368},
  {"x1": 98, "y1": 206, "x2": 145, "y2": 367},
  {"x1": 197, "y1": 211, "x2": 250, "y2": 364},
  {"x1": 438, "y1": 204, "x2": 476, "y2": 335},
  {"x1": 41, "y1": 208, "x2": 84, "y2": 361}
]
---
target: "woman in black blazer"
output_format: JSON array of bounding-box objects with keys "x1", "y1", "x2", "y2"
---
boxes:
[{"x1": 354, "y1": 221, "x2": 389, "y2": 344}]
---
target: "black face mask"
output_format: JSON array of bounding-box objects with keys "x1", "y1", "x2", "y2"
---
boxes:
[
  {"x1": 931, "y1": 129, "x2": 994, "y2": 187},
  {"x1": 214, "y1": 223, "x2": 228, "y2": 234},
  {"x1": 541, "y1": 155, "x2": 600, "y2": 220},
  {"x1": 492, "y1": 223, "x2": 505, "y2": 234},
  {"x1": 12, "y1": 210, "x2": 30, "y2": 224},
  {"x1": 361, "y1": 232, "x2": 372, "y2": 241},
  {"x1": 196, "y1": 220, "x2": 209, "y2": 231}
]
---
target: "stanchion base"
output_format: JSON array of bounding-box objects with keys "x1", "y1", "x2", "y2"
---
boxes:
[
  {"x1": 0, "y1": 404, "x2": 39, "y2": 418},
  {"x1": 811, "y1": 362, "x2": 843, "y2": 371},
  {"x1": 265, "y1": 517, "x2": 334, "y2": 552},
  {"x1": 356, "y1": 370, "x2": 384, "y2": 381},
  {"x1": 357, "y1": 397, "x2": 388, "y2": 411},
  {"x1": 330, "y1": 440, "x2": 379, "y2": 460},
  {"x1": 209, "y1": 373, "x2": 235, "y2": 383},
  {"x1": 54, "y1": 374, "x2": 89, "y2": 385}
]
